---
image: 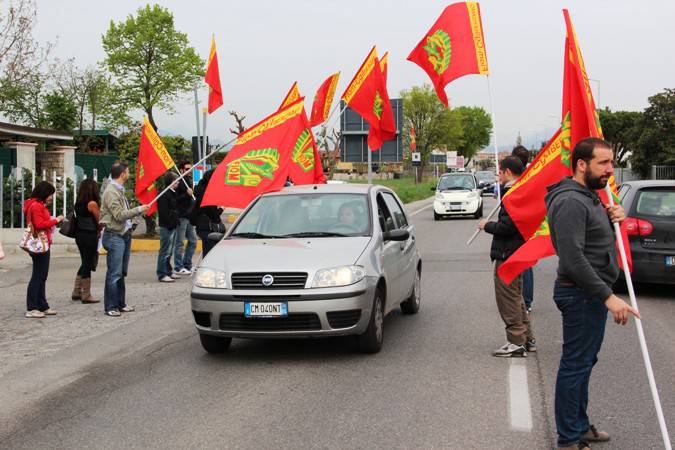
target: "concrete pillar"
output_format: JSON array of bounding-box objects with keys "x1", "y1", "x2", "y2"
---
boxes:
[
  {"x1": 51, "y1": 145, "x2": 77, "y2": 179},
  {"x1": 5, "y1": 141, "x2": 38, "y2": 173}
]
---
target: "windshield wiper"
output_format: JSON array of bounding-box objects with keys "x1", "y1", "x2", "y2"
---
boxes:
[
  {"x1": 281, "y1": 231, "x2": 347, "y2": 238},
  {"x1": 229, "y1": 232, "x2": 279, "y2": 239},
  {"x1": 441, "y1": 186, "x2": 467, "y2": 191}
]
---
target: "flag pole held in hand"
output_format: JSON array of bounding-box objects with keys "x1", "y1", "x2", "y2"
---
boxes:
[{"x1": 466, "y1": 202, "x2": 500, "y2": 245}]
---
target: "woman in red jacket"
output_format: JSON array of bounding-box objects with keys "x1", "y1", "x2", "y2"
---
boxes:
[{"x1": 23, "y1": 181, "x2": 63, "y2": 318}]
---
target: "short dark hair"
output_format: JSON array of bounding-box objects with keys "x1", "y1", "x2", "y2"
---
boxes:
[
  {"x1": 571, "y1": 137, "x2": 612, "y2": 172},
  {"x1": 164, "y1": 171, "x2": 178, "y2": 186},
  {"x1": 179, "y1": 161, "x2": 192, "y2": 171},
  {"x1": 30, "y1": 181, "x2": 56, "y2": 202},
  {"x1": 77, "y1": 179, "x2": 100, "y2": 205},
  {"x1": 499, "y1": 156, "x2": 524, "y2": 176},
  {"x1": 110, "y1": 163, "x2": 129, "y2": 179},
  {"x1": 511, "y1": 145, "x2": 530, "y2": 168}
]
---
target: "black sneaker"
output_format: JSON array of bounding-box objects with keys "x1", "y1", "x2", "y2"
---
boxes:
[
  {"x1": 526, "y1": 339, "x2": 537, "y2": 352},
  {"x1": 492, "y1": 343, "x2": 527, "y2": 357}
]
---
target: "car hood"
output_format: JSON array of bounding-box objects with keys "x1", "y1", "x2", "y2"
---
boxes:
[
  {"x1": 436, "y1": 190, "x2": 477, "y2": 200},
  {"x1": 201, "y1": 237, "x2": 372, "y2": 273}
]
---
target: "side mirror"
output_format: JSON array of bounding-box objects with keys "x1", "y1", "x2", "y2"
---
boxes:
[
  {"x1": 207, "y1": 232, "x2": 224, "y2": 243},
  {"x1": 430, "y1": 186, "x2": 437, "y2": 191},
  {"x1": 478, "y1": 181, "x2": 485, "y2": 188},
  {"x1": 383, "y1": 229, "x2": 409, "y2": 241}
]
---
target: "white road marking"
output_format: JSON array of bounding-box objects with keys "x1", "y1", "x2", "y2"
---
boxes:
[
  {"x1": 409, "y1": 203, "x2": 433, "y2": 216},
  {"x1": 509, "y1": 358, "x2": 533, "y2": 432}
]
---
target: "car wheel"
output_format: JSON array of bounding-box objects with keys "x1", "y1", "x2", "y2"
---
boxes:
[
  {"x1": 474, "y1": 203, "x2": 483, "y2": 218},
  {"x1": 357, "y1": 289, "x2": 384, "y2": 354},
  {"x1": 401, "y1": 268, "x2": 421, "y2": 315},
  {"x1": 434, "y1": 212, "x2": 440, "y2": 221},
  {"x1": 199, "y1": 333, "x2": 232, "y2": 354}
]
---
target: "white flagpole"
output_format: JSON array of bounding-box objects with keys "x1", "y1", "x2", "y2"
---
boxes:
[
  {"x1": 605, "y1": 184, "x2": 671, "y2": 450},
  {"x1": 466, "y1": 202, "x2": 500, "y2": 245},
  {"x1": 193, "y1": 85, "x2": 203, "y2": 181},
  {"x1": 486, "y1": 76, "x2": 501, "y2": 202}
]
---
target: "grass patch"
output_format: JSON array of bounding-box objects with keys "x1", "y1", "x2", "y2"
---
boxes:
[{"x1": 347, "y1": 177, "x2": 436, "y2": 203}]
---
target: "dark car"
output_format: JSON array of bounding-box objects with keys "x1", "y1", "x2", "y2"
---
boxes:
[
  {"x1": 616, "y1": 180, "x2": 675, "y2": 286},
  {"x1": 475, "y1": 171, "x2": 496, "y2": 196}
]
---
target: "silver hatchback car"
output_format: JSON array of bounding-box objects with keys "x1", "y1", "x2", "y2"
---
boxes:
[{"x1": 190, "y1": 184, "x2": 422, "y2": 354}]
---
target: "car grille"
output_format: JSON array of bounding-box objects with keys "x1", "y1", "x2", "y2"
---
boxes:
[
  {"x1": 218, "y1": 313, "x2": 321, "y2": 331},
  {"x1": 231, "y1": 272, "x2": 308, "y2": 289},
  {"x1": 326, "y1": 310, "x2": 362, "y2": 329}
]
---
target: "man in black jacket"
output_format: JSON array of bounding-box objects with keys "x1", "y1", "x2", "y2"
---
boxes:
[
  {"x1": 478, "y1": 156, "x2": 535, "y2": 357},
  {"x1": 173, "y1": 161, "x2": 197, "y2": 275},
  {"x1": 156, "y1": 172, "x2": 180, "y2": 282},
  {"x1": 546, "y1": 138, "x2": 639, "y2": 450}
]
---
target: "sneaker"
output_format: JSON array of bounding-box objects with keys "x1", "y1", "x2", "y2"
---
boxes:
[
  {"x1": 492, "y1": 343, "x2": 527, "y2": 357},
  {"x1": 25, "y1": 310, "x2": 45, "y2": 318},
  {"x1": 170, "y1": 272, "x2": 181, "y2": 279},
  {"x1": 176, "y1": 268, "x2": 191, "y2": 275},
  {"x1": 105, "y1": 309, "x2": 121, "y2": 317},
  {"x1": 120, "y1": 305, "x2": 135, "y2": 313},
  {"x1": 159, "y1": 275, "x2": 175, "y2": 283},
  {"x1": 43, "y1": 308, "x2": 57, "y2": 316},
  {"x1": 526, "y1": 339, "x2": 537, "y2": 352},
  {"x1": 557, "y1": 441, "x2": 590, "y2": 450},
  {"x1": 582, "y1": 425, "x2": 610, "y2": 442},
  {"x1": 526, "y1": 307, "x2": 532, "y2": 314}
]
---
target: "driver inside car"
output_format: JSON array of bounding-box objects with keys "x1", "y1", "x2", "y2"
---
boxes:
[{"x1": 338, "y1": 204, "x2": 357, "y2": 227}]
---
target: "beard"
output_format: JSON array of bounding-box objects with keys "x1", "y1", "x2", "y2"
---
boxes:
[{"x1": 584, "y1": 171, "x2": 609, "y2": 190}]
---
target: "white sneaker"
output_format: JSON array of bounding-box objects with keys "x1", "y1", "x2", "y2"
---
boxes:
[
  {"x1": 25, "y1": 310, "x2": 45, "y2": 318},
  {"x1": 176, "y1": 268, "x2": 191, "y2": 275},
  {"x1": 120, "y1": 305, "x2": 135, "y2": 313},
  {"x1": 492, "y1": 343, "x2": 527, "y2": 357},
  {"x1": 170, "y1": 272, "x2": 181, "y2": 279},
  {"x1": 43, "y1": 308, "x2": 57, "y2": 315},
  {"x1": 159, "y1": 275, "x2": 175, "y2": 283}
]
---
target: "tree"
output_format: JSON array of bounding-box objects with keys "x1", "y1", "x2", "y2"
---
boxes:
[
  {"x1": 598, "y1": 108, "x2": 643, "y2": 166},
  {"x1": 228, "y1": 110, "x2": 246, "y2": 136},
  {"x1": 455, "y1": 106, "x2": 492, "y2": 164},
  {"x1": 102, "y1": 4, "x2": 203, "y2": 131},
  {"x1": 400, "y1": 84, "x2": 463, "y2": 181},
  {"x1": 631, "y1": 88, "x2": 675, "y2": 178},
  {"x1": 0, "y1": 68, "x2": 47, "y2": 127},
  {"x1": 43, "y1": 91, "x2": 77, "y2": 131}
]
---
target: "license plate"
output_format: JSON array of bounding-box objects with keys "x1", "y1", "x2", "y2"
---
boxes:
[
  {"x1": 666, "y1": 256, "x2": 675, "y2": 267},
  {"x1": 450, "y1": 205, "x2": 461, "y2": 211},
  {"x1": 244, "y1": 302, "x2": 288, "y2": 317}
]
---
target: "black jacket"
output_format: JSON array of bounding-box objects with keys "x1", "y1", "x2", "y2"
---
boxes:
[
  {"x1": 483, "y1": 183, "x2": 525, "y2": 261},
  {"x1": 175, "y1": 175, "x2": 194, "y2": 218},
  {"x1": 545, "y1": 176, "x2": 619, "y2": 301},
  {"x1": 189, "y1": 170, "x2": 223, "y2": 232},
  {"x1": 157, "y1": 189, "x2": 179, "y2": 229}
]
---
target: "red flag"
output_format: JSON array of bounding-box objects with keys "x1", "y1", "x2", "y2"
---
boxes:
[
  {"x1": 201, "y1": 99, "x2": 306, "y2": 208},
  {"x1": 205, "y1": 35, "x2": 223, "y2": 114},
  {"x1": 410, "y1": 125, "x2": 417, "y2": 150},
  {"x1": 279, "y1": 82, "x2": 301, "y2": 110},
  {"x1": 309, "y1": 72, "x2": 340, "y2": 127},
  {"x1": 407, "y1": 2, "x2": 489, "y2": 107},
  {"x1": 342, "y1": 46, "x2": 396, "y2": 151},
  {"x1": 135, "y1": 117, "x2": 176, "y2": 216},
  {"x1": 498, "y1": 10, "x2": 631, "y2": 284},
  {"x1": 379, "y1": 52, "x2": 389, "y2": 85}
]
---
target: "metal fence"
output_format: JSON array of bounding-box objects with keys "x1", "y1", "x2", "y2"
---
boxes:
[
  {"x1": 614, "y1": 168, "x2": 642, "y2": 184},
  {"x1": 0, "y1": 165, "x2": 84, "y2": 229},
  {"x1": 651, "y1": 165, "x2": 675, "y2": 180}
]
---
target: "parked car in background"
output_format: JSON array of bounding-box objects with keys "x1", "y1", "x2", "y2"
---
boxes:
[
  {"x1": 616, "y1": 180, "x2": 675, "y2": 287},
  {"x1": 475, "y1": 171, "x2": 496, "y2": 196},
  {"x1": 432, "y1": 173, "x2": 483, "y2": 220},
  {"x1": 190, "y1": 184, "x2": 422, "y2": 354}
]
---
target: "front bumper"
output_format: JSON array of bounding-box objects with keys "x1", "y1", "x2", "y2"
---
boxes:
[
  {"x1": 190, "y1": 277, "x2": 378, "y2": 338},
  {"x1": 433, "y1": 197, "x2": 481, "y2": 215}
]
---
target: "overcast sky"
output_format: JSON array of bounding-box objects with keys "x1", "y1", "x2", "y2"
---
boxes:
[{"x1": 33, "y1": 0, "x2": 675, "y2": 149}]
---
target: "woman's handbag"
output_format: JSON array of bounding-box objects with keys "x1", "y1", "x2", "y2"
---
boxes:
[
  {"x1": 59, "y1": 211, "x2": 77, "y2": 238},
  {"x1": 19, "y1": 205, "x2": 50, "y2": 255}
]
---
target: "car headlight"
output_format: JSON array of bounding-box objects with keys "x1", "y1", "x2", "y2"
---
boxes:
[
  {"x1": 435, "y1": 192, "x2": 444, "y2": 200},
  {"x1": 311, "y1": 265, "x2": 366, "y2": 288},
  {"x1": 467, "y1": 192, "x2": 479, "y2": 199},
  {"x1": 193, "y1": 268, "x2": 229, "y2": 289}
]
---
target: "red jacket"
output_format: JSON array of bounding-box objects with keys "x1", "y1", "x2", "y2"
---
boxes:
[{"x1": 23, "y1": 198, "x2": 58, "y2": 245}]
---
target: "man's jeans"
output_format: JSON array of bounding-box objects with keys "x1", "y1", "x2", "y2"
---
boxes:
[
  {"x1": 173, "y1": 218, "x2": 197, "y2": 270},
  {"x1": 523, "y1": 267, "x2": 534, "y2": 309},
  {"x1": 102, "y1": 231, "x2": 131, "y2": 312},
  {"x1": 157, "y1": 227, "x2": 176, "y2": 279},
  {"x1": 553, "y1": 281, "x2": 608, "y2": 447}
]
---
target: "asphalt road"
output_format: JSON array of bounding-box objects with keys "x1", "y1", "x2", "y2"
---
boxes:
[{"x1": 1, "y1": 196, "x2": 673, "y2": 449}]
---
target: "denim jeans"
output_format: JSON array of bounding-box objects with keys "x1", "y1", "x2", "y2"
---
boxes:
[
  {"x1": 157, "y1": 227, "x2": 176, "y2": 279},
  {"x1": 27, "y1": 249, "x2": 51, "y2": 311},
  {"x1": 173, "y1": 218, "x2": 197, "y2": 270},
  {"x1": 522, "y1": 267, "x2": 534, "y2": 309},
  {"x1": 102, "y1": 231, "x2": 131, "y2": 312},
  {"x1": 553, "y1": 281, "x2": 608, "y2": 447}
]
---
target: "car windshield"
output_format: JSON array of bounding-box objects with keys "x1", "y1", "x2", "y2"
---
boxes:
[
  {"x1": 230, "y1": 193, "x2": 371, "y2": 238},
  {"x1": 437, "y1": 175, "x2": 476, "y2": 190},
  {"x1": 475, "y1": 172, "x2": 494, "y2": 182},
  {"x1": 635, "y1": 189, "x2": 675, "y2": 217}
]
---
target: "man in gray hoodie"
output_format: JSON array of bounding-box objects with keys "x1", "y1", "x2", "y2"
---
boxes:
[{"x1": 545, "y1": 137, "x2": 640, "y2": 450}]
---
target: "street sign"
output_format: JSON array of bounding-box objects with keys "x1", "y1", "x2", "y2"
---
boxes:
[
  {"x1": 411, "y1": 152, "x2": 421, "y2": 166},
  {"x1": 456, "y1": 155, "x2": 465, "y2": 168},
  {"x1": 193, "y1": 164, "x2": 212, "y2": 185},
  {"x1": 446, "y1": 151, "x2": 457, "y2": 168}
]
